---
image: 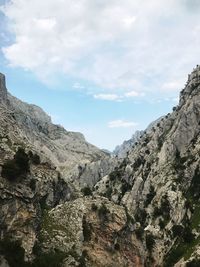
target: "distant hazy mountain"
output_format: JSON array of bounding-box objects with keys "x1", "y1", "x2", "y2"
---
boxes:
[{"x1": 113, "y1": 117, "x2": 162, "y2": 158}]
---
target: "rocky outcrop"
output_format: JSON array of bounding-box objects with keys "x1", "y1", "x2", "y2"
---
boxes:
[
  {"x1": 6, "y1": 93, "x2": 108, "y2": 176},
  {"x1": 40, "y1": 197, "x2": 143, "y2": 267},
  {"x1": 113, "y1": 117, "x2": 162, "y2": 159},
  {"x1": 113, "y1": 130, "x2": 143, "y2": 158},
  {"x1": 0, "y1": 73, "x2": 7, "y2": 104}
]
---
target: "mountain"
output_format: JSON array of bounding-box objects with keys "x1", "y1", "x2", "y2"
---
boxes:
[
  {"x1": 1, "y1": 66, "x2": 200, "y2": 267},
  {"x1": 113, "y1": 117, "x2": 162, "y2": 158},
  {"x1": 113, "y1": 130, "x2": 143, "y2": 158},
  {"x1": 0, "y1": 73, "x2": 117, "y2": 266},
  {"x1": 96, "y1": 65, "x2": 200, "y2": 266}
]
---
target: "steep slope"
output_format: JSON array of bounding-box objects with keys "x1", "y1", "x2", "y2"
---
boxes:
[
  {"x1": 113, "y1": 117, "x2": 162, "y2": 159},
  {"x1": 113, "y1": 130, "x2": 143, "y2": 158},
  {"x1": 96, "y1": 65, "x2": 200, "y2": 266},
  {"x1": 6, "y1": 93, "x2": 107, "y2": 176},
  {"x1": 0, "y1": 74, "x2": 120, "y2": 267},
  {"x1": 0, "y1": 72, "x2": 113, "y2": 184}
]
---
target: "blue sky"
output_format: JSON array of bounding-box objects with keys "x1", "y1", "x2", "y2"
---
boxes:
[{"x1": 0, "y1": 0, "x2": 200, "y2": 150}]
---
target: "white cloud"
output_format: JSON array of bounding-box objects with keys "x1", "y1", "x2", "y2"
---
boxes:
[
  {"x1": 73, "y1": 82, "x2": 85, "y2": 90},
  {"x1": 123, "y1": 16, "x2": 137, "y2": 28},
  {"x1": 33, "y1": 18, "x2": 57, "y2": 31},
  {"x1": 108, "y1": 120, "x2": 138, "y2": 128},
  {"x1": 1, "y1": 0, "x2": 200, "y2": 96},
  {"x1": 162, "y1": 81, "x2": 185, "y2": 92},
  {"x1": 125, "y1": 91, "x2": 145, "y2": 97},
  {"x1": 94, "y1": 94, "x2": 121, "y2": 101},
  {"x1": 93, "y1": 91, "x2": 146, "y2": 101}
]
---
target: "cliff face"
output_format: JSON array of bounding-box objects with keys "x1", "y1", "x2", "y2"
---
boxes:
[
  {"x1": 0, "y1": 73, "x2": 7, "y2": 104},
  {"x1": 113, "y1": 118, "x2": 162, "y2": 159},
  {"x1": 1, "y1": 66, "x2": 200, "y2": 267},
  {"x1": 96, "y1": 65, "x2": 200, "y2": 266},
  {"x1": 113, "y1": 130, "x2": 143, "y2": 158},
  {"x1": 6, "y1": 93, "x2": 108, "y2": 176},
  {"x1": 0, "y1": 75, "x2": 120, "y2": 267}
]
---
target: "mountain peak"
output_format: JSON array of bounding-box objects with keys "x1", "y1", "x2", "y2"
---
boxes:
[
  {"x1": 178, "y1": 65, "x2": 200, "y2": 106},
  {"x1": 0, "y1": 73, "x2": 7, "y2": 104}
]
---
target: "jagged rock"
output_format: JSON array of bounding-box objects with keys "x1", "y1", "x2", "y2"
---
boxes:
[
  {"x1": 0, "y1": 73, "x2": 7, "y2": 104},
  {"x1": 7, "y1": 93, "x2": 108, "y2": 176},
  {"x1": 113, "y1": 117, "x2": 162, "y2": 159},
  {"x1": 113, "y1": 130, "x2": 143, "y2": 158},
  {"x1": 41, "y1": 197, "x2": 143, "y2": 267}
]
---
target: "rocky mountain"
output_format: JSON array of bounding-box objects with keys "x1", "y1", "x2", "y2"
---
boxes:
[
  {"x1": 1, "y1": 66, "x2": 200, "y2": 267},
  {"x1": 96, "y1": 65, "x2": 200, "y2": 266},
  {"x1": 113, "y1": 118, "x2": 162, "y2": 159},
  {"x1": 113, "y1": 130, "x2": 143, "y2": 158},
  {"x1": 0, "y1": 73, "x2": 116, "y2": 266}
]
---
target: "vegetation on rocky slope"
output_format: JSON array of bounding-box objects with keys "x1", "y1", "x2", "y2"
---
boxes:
[{"x1": 2, "y1": 67, "x2": 200, "y2": 266}]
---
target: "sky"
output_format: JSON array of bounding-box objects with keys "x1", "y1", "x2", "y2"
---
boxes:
[{"x1": 0, "y1": 0, "x2": 200, "y2": 151}]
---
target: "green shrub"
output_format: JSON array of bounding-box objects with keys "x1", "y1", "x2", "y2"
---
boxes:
[
  {"x1": 81, "y1": 186, "x2": 92, "y2": 196},
  {"x1": 104, "y1": 187, "x2": 113, "y2": 199},
  {"x1": 153, "y1": 195, "x2": 170, "y2": 222},
  {"x1": 132, "y1": 157, "x2": 144, "y2": 169},
  {"x1": 183, "y1": 227, "x2": 194, "y2": 243},
  {"x1": 1, "y1": 160, "x2": 21, "y2": 181},
  {"x1": 164, "y1": 244, "x2": 185, "y2": 267},
  {"x1": 114, "y1": 243, "x2": 120, "y2": 251},
  {"x1": 172, "y1": 225, "x2": 184, "y2": 237},
  {"x1": 1, "y1": 148, "x2": 30, "y2": 181},
  {"x1": 98, "y1": 204, "x2": 110, "y2": 221},
  {"x1": 186, "y1": 259, "x2": 200, "y2": 267},
  {"x1": 31, "y1": 154, "x2": 41, "y2": 165},
  {"x1": 14, "y1": 148, "x2": 30, "y2": 173},
  {"x1": 153, "y1": 206, "x2": 162, "y2": 218},
  {"x1": 0, "y1": 238, "x2": 25, "y2": 267},
  {"x1": 160, "y1": 194, "x2": 170, "y2": 220},
  {"x1": 82, "y1": 216, "x2": 92, "y2": 242},
  {"x1": 190, "y1": 167, "x2": 200, "y2": 199},
  {"x1": 109, "y1": 169, "x2": 122, "y2": 181},
  {"x1": 0, "y1": 238, "x2": 66, "y2": 267},
  {"x1": 91, "y1": 203, "x2": 98, "y2": 211},
  {"x1": 145, "y1": 185, "x2": 156, "y2": 206},
  {"x1": 146, "y1": 234, "x2": 155, "y2": 252},
  {"x1": 121, "y1": 181, "x2": 132, "y2": 195},
  {"x1": 135, "y1": 227, "x2": 144, "y2": 240},
  {"x1": 32, "y1": 250, "x2": 65, "y2": 267},
  {"x1": 135, "y1": 208, "x2": 147, "y2": 226},
  {"x1": 30, "y1": 179, "x2": 36, "y2": 191},
  {"x1": 78, "y1": 250, "x2": 88, "y2": 267},
  {"x1": 159, "y1": 219, "x2": 165, "y2": 230}
]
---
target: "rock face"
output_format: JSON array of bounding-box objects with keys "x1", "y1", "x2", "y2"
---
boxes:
[
  {"x1": 41, "y1": 197, "x2": 143, "y2": 267},
  {"x1": 0, "y1": 73, "x2": 7, "y2": 104},
  {"x1": 0, "y1": 73, "x2": 118, "y2": 266},
  {"x1": 113, "y1": 130, "x2": 143, "y2": 158},
  {"x1": 6, "y1": 93, "x2": 108, "y2": 176},
  {"x1": 113, "y1": 118, "x2": 162, "y2": 159},
  {"x1": 97, "y1": 65, "x2": 200, "y2": 266},
  {"x1": 2, "y1": 66, "x2": 200, "y2": 267}
]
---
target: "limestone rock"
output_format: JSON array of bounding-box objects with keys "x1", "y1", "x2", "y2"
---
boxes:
[{"x1": 0, "y1": 73, "x2": 7, "y2": 104}]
